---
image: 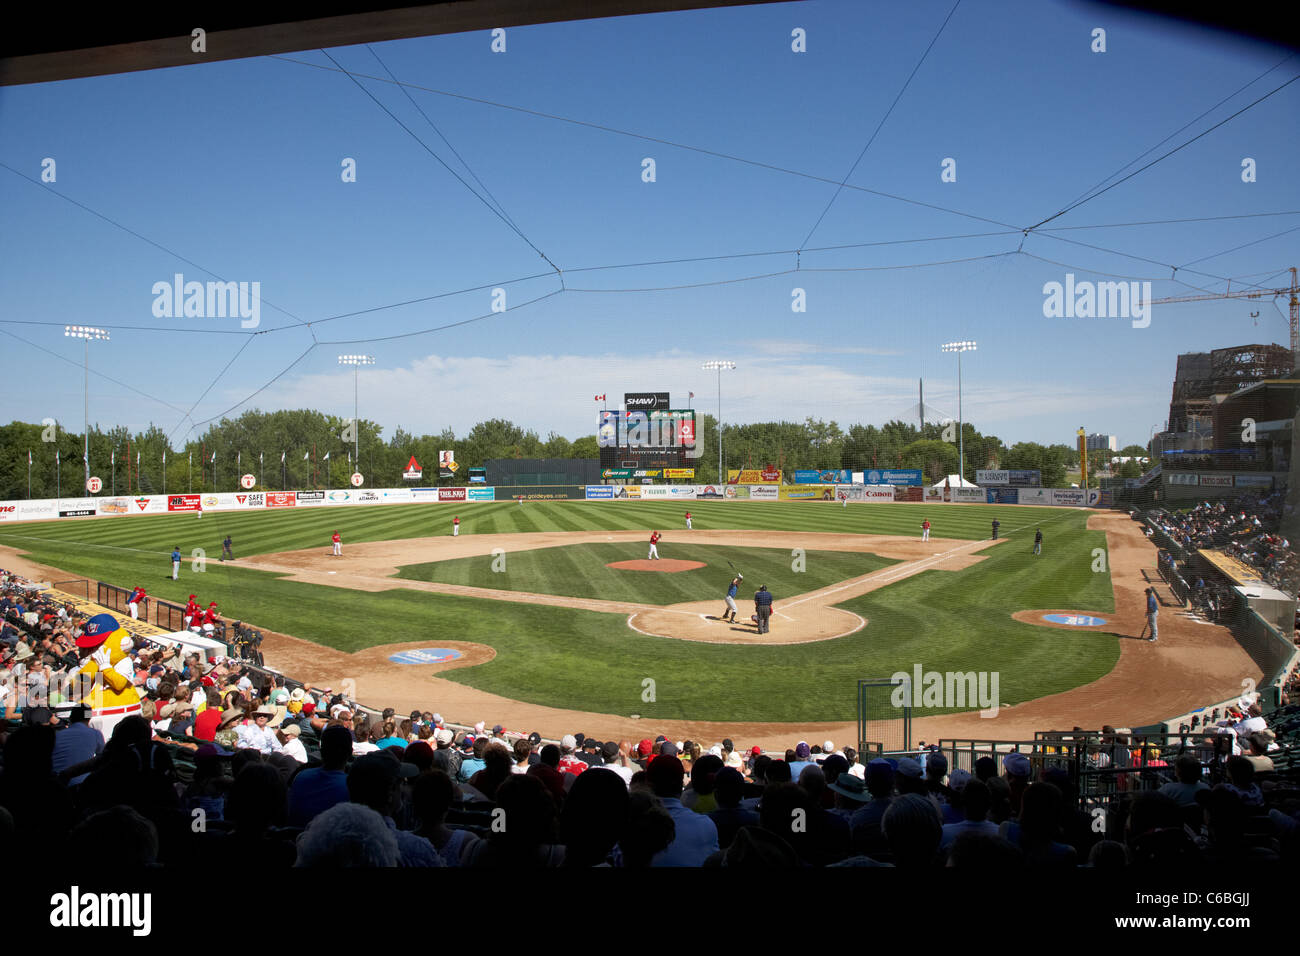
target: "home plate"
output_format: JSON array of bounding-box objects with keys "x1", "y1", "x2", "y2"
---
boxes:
[{"x1": 328, "y1": 571, "x2": 336, "y2": 575}]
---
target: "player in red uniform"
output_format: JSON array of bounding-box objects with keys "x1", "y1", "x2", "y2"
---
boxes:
[
  {"x1": 453, "y1": 516, "x2": 460, "y2": 537},
  {"x1": 127, "y1": 586, "x2": 146, "y2": 620},
  {"x1": 685, "y1": 511, "x2": 692, "y2": 530},
  {"x1": 184, "y1": 594, "x2": 201, "y2": 629},
  {"x1": 921, "y1": 519, "x2": 931, "y2": 542},
  {"x1": 332, "y1": 531, "x2": 342, "y2": 556},
  {"x1": 201, "y1": 602, "x2": 220, "y2": 634},
  {"x1": 648, "y1": 531, "x2": 662, "y2": 560}
]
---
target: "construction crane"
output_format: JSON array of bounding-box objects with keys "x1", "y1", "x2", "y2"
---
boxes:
[{"x1": 1149, "y1": 267, "x2": 1299, "y2": 363}]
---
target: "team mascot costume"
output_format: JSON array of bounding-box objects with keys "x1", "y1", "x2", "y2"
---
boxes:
[{"x1": 74, "y1": 612, "x2": 143, "y2": 736}]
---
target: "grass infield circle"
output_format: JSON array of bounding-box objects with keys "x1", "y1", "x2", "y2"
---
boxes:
[{"x1": 606, "y1": 558, "x2": 706, "y2": 572}]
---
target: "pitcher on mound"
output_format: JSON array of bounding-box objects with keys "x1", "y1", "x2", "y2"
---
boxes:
[{"x1": 648, "y1": 530, "x2": 661, "y2": 560}]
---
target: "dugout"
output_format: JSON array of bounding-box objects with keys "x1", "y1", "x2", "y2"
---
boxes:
[{"x1": 485, "y1": 458, "x2": 600, "y2": 486}]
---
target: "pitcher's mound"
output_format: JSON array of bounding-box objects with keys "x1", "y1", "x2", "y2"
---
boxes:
[{"x1": 607, "y1": 559, "x2": 705, "y2": 572}]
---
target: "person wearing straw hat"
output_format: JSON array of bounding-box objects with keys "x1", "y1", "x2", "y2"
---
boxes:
[{"x1": 236, "y1": 705, "x2": 284, "y2": 755}]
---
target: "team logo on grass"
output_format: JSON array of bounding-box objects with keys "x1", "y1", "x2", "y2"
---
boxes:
[
  {"x1": 388, "y1": 648, "x2": 462, "y2": 665},
  {"x1": 1043, "y1": 614, "x2": 1107, "y2": 627}
]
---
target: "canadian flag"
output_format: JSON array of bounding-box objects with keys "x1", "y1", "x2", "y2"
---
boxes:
[{"x1": 594, "y1": 394, "x2": 606, "y2": 402}]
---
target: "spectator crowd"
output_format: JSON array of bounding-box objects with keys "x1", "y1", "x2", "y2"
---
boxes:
[{"x1": 3, "y1": 566, "x2": 1298, "y2": 870}]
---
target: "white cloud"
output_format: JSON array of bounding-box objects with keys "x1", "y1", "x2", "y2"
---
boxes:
[{"x1": 226, "y1": 348, "x2": 1156, "y2": 445}]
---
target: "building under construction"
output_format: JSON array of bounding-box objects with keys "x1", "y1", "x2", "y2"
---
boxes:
[{"x1": 1164, "y1": 344, "x2": 1295, "y2": 446}]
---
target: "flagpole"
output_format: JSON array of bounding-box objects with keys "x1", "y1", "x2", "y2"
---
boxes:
[
  {"x1": 28, "y1": 451, "x2": 32, "y2": 500},
  {"x1": 163, "y1": 449, "x2": 167, "y2": 496},
  {"x1": 111, "y1": 448, "x2": 115, "y2": 496}
]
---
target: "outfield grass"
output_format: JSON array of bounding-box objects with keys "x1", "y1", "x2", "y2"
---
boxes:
[
  {"x1": 396, "y1": 543, "x2": 896, "y2": 604},
  {"x1": 0, "y1": 499, "x2": 1062, "y2": 569},
  {"x1": 0, "y1": 500, "x2": 1118, "y2": 722}
]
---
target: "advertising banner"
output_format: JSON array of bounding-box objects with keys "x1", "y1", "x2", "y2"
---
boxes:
[
  {"x1": 167, "y1": 494, "x2": 201, "y2": 513},
  {"x1": 97, "y1": 497, "x2": 131, "y2": 516},
  {"x1": 614, "y1": 486, "x2": 641, "y2": 499},
  {"x1": 893, "y1": 486, "x2": 922, "y2": 502},
  {"x1": 663, "y1": 468, "x2": 695, "y2": 479},
  {"x1": 201, "y1": 494, "x2": 222, "y2": 511},
  {"x1": 410, "y1": 488, "x2": 439, "y2": 500},
  {"x1": 1087, "y1": 490, "x2": 1102, "y2": 506},
  {"x1": 438, "y1": 450, "x2": 457, "y2": 478},
  {"x1": 720, "y1": 485, "x2": 747, "y2": 498},
  {"x1": 0, "y1": 502, "x2": 18, "y2": 521},
  {"x1": 585, "y1": 485, "x2": 615, "y2": 499},
  {"x1": 1017, "y1": 489, "x2": 1053, "y2": 505},
  {"x1": 234, "y1": 492, "x2": 265, "y2": 508},
  {"x1": 1198, "y1": 474, "x2": 1233, "y2": 488},
  {"x1": 952, "y1": 488, "x2": 985, "y2": 503},
  {"x1": 793, "y1": 469, "x2": 852, "y2": 484},
  {"x1": 438, "y1": 488, "x2": 468, "y2": 502},
  {"x1": 602, "y1": 468, "x2": 635, "y2": 479},
  {"x1": 296, "y1": 490, "x2": 326, "y2": 506},
  {"x1": 1234, "y1": 474, "x2": 1274, "y2": 488},
  {"x1": 694, "y1": 484, "x2": 725, "y2": 498},
  {"x1": 836, "y1": 485, "x2": 865, "y2": 500},
  {"x1": 466, "y1": 487, "x2": 496, "y2": 501},
  {"x1": 624, "y1": 392, "x2": 669, "y2": 411},
  {"x1": 327, "y1": 490, "x2": 353, "y2": 504},
  {"x1": 1165, "y1": 473, "x2": 1198, "y2": 486},
  {"x1": 727, "y1": 468, "x2": 782, "y2": 485},
  {"x1": 402, "y1": 455, "x2": 423, "y2": 480},
  {"x1": 749, "y1": 486, "x2": 778, "y2": 500},
  {"x1": 986, "y1": 488, "x2": 1019, "y2": 504},
  {"x1": 976, "y1": 469, "x2": 1040, "y2": 487},
  {"x1": 862, "y1": 468, "x2": 923, "y2": 486},
  {"x1": 266, "y1": 492, "x2": 296, "y2": 509},
  {"x1": 19, "y1": 500, "x2": 58, "y2": 520},
  {"x1": 355, "y1": 491, "x2": 384, "y2": 504},
  {"x1": 924, "y1": 488, "x2": 944, "y2": 502},
  {"x1": 862, "y1": 486, "x2": 896, "y2": 502},
  {"x1": 779, "y1": 485, "x2": 836, "y2": 501},
  {"x1": 639, "y1": 485, "x2": 697, "y2": 499},
  {"x1": 633, "y1": 470, "x2": 662, "y2": 478},
  {"x1": 1050, "y1": 489, "x2": 1087, "y2": 506}
]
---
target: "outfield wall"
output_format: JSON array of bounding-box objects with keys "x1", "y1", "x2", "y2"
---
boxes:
[{"x1": 0, "y1": 483, "x2": 1111, "y2": 525}]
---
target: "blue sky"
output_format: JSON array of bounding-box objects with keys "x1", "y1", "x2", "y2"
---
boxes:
[{"x1": 2, "y1": 0, "x2": 1297, "y2": 452}]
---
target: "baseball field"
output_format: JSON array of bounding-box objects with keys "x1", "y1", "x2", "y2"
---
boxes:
[{"x1": 0, "y1": 499, "x2": 1260, "y2": 745}]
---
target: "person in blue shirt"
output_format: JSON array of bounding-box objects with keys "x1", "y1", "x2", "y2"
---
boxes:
[
  {"x1": 721, "y1": 574, "x2": 742, "y2": 623},
  {"x1": 1141, "y1": 587, "x2": 1159, "y2": 642},
  {"x1": 171, "y1": 546, "x2": 182, "y2": 580},
  {"x1": 753, "y1": 585, "x2": 773, "y2": 634}
]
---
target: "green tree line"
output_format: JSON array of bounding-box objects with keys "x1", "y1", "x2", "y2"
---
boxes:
[{"x1": 0, "y1": 409, "x2": 1138, "y2": 500}]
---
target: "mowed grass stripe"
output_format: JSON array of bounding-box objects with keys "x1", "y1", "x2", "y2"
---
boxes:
[
  {"x1": 398, "y1": 544, "x2": 896, "y2": 605},
  {"x1": 0, "y1": 499, "x2": 1081, "y2": 561}
]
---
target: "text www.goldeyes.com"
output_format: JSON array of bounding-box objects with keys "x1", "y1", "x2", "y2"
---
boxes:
[{"x1": 1113, "y1": 916, "x2": 1250, "y2": 929}]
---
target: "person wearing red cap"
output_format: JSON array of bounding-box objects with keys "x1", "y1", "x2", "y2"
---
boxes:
[
  {"x1": 183, "y1": 595, "x2": 201, "y2": 630},
  {"x1": 201, "y1": 602, "x2": 220, "y2": 634},
  {"x1": 332, "y1": 530, "x2": 342, "y2": 556},
  {"x1": 452, "y1": 516, "x2": 460, "y2": 537}
]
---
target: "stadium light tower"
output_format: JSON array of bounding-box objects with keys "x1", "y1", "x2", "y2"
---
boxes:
[
  {"x1": 65, "y1": 325, "x2": 110, "y2": 490},
  {"x1": 940, "y1": 341, "x2": 976, "y2": 484},
  {"x1": 338, "y1": 354, "x2": 375, "y2": 468},
  {"x1": 702, "y1": 360, "x2": 736, "y2": 483}
]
